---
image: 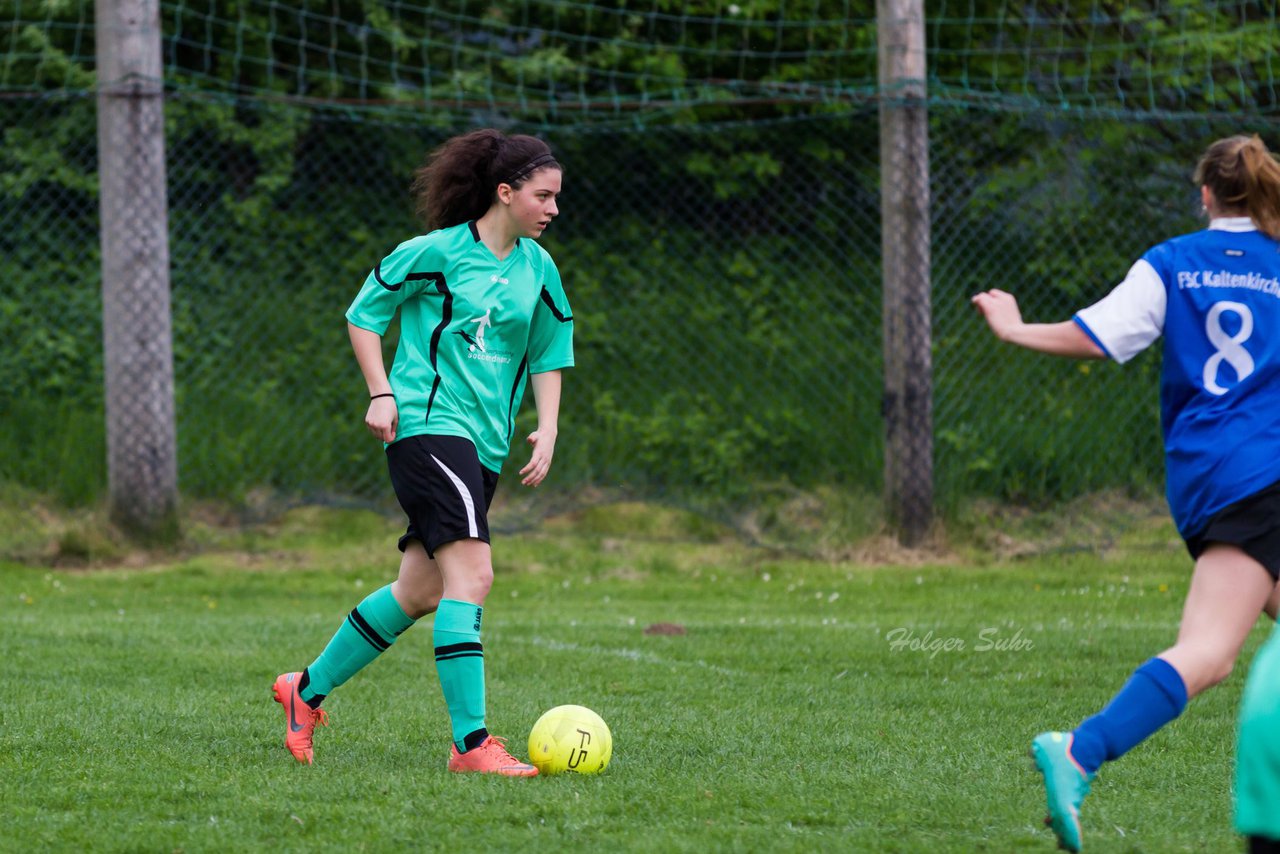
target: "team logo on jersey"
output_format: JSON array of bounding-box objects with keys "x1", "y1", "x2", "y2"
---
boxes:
[
  {"x1": 456, "y1": 309, "x2": 493, "y2": 353},
  {"x1": 455, "y1": 307, "x2": 513, "y2": 364}
]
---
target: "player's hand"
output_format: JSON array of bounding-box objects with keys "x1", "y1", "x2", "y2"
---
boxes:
[
  {"x1": 520, "y1": 429, "x2": 557, "y2": 487},
  {"x1": 971, "y1": 289, "x2": 1025, "y2": 342},
  {"x1": 365, "y1": 397, "x2": 398, "y2": 443}
]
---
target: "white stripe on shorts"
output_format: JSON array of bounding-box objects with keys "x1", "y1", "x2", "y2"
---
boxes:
[{"x1": 430, "y1": 453, "x2": 479, "y2": 539}]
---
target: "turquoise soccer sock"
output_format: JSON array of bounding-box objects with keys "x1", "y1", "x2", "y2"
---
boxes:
[
  {"x1": 434, "y1": 598, "x2": 488, "y2": 751},
  {"x1": 299, "y1": 584, "x2": 415, "y2": 707}
]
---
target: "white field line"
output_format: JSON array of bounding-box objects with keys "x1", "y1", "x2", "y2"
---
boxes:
[{"x1": 522, "y1": 635, "x2": 742, "y2": 677}]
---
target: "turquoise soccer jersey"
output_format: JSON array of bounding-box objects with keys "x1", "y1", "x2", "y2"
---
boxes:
[
  {"x1": 1237, "y1": 622, "x2": 1280, "y2": 840},
  {"x1": 346, "y1": 221, "x2": 574, "y2": 471}
]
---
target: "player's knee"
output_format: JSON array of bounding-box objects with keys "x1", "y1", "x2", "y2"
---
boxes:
[
  {"x1": 404, "y1": 591, "x2": 442, "y2": 619},
  {"x1": 394, "y1": 583, "x2": 441, "y2": 619},
  {"x1": 436, "y1": 539, "x2": 494, "y2": 603},
  {"x1": 467, "y1": 566, "x2": 494, "y2": 601},
  {"x1": 443, "y1": 564, "x2": 492, "y2": 604}
]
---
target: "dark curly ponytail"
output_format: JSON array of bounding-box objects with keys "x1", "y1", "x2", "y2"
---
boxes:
[{"x1": 411, "y1": 130, "x2": 560, "y2": 232}]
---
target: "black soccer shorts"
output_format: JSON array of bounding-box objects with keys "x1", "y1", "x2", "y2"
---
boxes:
[
  {"x1": 385, "y1": 434, "x2": 500, "y2": 558},
  {"x1": 1184, "y1": 478, "x2": 1280, "y2": 580}
]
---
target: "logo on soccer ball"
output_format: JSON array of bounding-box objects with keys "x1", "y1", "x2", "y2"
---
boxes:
[{"x1": 527, "y1": 705, "x2": 612, "y2": 775}]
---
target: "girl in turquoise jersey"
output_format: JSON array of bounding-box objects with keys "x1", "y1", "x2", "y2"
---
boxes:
[{"x1": 272, "y1": 129, "x2": 573, "y2": 775}]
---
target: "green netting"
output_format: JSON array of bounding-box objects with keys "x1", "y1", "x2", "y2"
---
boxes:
[{"x1": 3, "y1": 1, "x2": 1279, "y2": 125}]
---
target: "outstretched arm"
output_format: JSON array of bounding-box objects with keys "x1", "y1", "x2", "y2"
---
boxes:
[
  {"x1": 971, "y1": 289, "x2": 1105, "y2": 359},
  {"x1": 520, "y1": 370, "x2": 561, "y2": 487}
]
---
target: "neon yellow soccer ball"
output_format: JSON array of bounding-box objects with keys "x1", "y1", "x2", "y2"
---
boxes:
[{"x1": 527, "y1": 705, "x2": 613, "y2": 775}]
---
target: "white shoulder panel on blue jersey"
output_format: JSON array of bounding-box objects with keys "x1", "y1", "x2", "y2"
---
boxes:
[{"x1": 1074, "y1": 258, "x2": 1167, "y2": 364}]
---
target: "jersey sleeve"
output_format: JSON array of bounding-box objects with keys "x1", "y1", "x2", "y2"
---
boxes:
[
  {"x1": 345, "y1": 237, "x2": 440, "y2": 334},
  {"x1": 527, "y1": 254, "x2": 575, "y2": 373},
  {"x1": 1072, "y1": 257, "x2": 1167, "y2": 364}
]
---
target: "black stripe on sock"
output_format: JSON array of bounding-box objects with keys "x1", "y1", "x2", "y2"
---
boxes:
[
  {"x1": 435, "y1": 639, "x2": 484, "y2": 661},
  {"x1": 350, "y1": 607, "x2": 393, "y2": 650},
  {"x1": 462, "y1": 728, "x2": 490, "y2": 752},
  {"x1": 347, "y1": 609, "x2": 390, "y2": 652},
  {"x1": 434, "y1": 641, "x2": 483, "y2": 657},
  {"x1": 345, "y1": 614, "x2": 380, "y2": 650}
]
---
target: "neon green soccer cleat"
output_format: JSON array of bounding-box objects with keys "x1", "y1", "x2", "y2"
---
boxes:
[{"x1": 1031, "y1": 731, "x2": 1094, "y2": 852}]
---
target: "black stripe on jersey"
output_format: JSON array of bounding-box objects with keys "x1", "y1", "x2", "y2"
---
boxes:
[
  {"x1": 539, "y1": 286, "x2": 572, "y2": 322},
  {"x1": 373, "y1": 259, "x2": 402, "y2": 291},
  {"x1": 506, "y1": 355, "x2": 529, "y2": 445},
  {"x1": 422, "y1": 273, "x2": 451, "y2": 428},
  {"x1": 467, "y1": 220, "x2": 519, "y2": 248},
  {"x1": 435, "y1": 641, "x2": 484, "y2": 661},
  {"x1": 347, "y1": 608, "x2": 391, "y2": 651},
  {"x1": 373, "y1": 262, "x2": 447, "y2": 294}
]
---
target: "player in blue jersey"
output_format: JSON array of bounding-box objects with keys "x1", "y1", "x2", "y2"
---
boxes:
[
  {"x1": 271, "y1": 129, "x2": 573, "y2": 775},
  {"x1": 973, "y1": 135, "x2": 1280, "y2": 851}
]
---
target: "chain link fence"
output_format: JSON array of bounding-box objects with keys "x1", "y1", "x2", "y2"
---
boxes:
[
  {"x1": 1, "y1": 94, "x2": 105, "y2": 509},
  {"x1": 4, "y1": 88, "x2": 1275, "y2": 543}
]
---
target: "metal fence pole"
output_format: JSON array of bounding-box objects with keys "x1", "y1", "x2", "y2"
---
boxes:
[
  {"x1": 96, "y1": 0, "x2": 178, "y2": 539},
  {"x1": 878, "y1": 0, "x2": 933, "y2": 545}
]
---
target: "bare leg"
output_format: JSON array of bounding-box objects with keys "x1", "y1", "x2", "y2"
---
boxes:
[
  {"x1": 1034, "y1": 545, "x2": 1274, "y2": 852},
  {"x1": 1158, "y1": 544, "x2": 1274, "y2": 698},
  {"x1": 430, "y1": 538, "x2": 525, "y2": 768},
  {"x1": 391, "y1": 539, "x2": 444, "y2": 619},
  {"x1": 433, "y1": 538, "x2": 494, "y2": 605},
  {"x1": 1264, "y1": 576, "x2": 1280, "y2": 621}
]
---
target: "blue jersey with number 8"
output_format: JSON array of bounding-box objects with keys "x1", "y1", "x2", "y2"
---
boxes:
[{"x1": 1073, "y1": 219, "x2": 1280, "y2": 537}]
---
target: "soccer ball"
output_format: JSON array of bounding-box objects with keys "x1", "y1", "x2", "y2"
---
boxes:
[{"x1": 527, "y1": 705, "x2": 612, "y2": 775}]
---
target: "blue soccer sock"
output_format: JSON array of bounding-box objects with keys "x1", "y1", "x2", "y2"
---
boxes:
[
  {"x1": 434, "y1": 598, "x2": 487, "y2": 752},
  {"x1": 299, "y1": 584, "x2": 416, "y2": 707},
  {"x1": 1070, "y1": 656, "x2": 1188, "y2": 775}
]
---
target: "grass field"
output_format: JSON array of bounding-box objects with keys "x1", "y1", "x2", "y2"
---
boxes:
[{"x1": 0, "y1": 502, "x2": 1266, "y2": 852}]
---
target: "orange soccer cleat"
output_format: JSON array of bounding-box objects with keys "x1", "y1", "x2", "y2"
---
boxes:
[
  {"x1": 447, "y1": 735, "x2": 539, "y2": 777},
  {"x1": 272, "y1": 672, "x2": 329, "y2": 764}
]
